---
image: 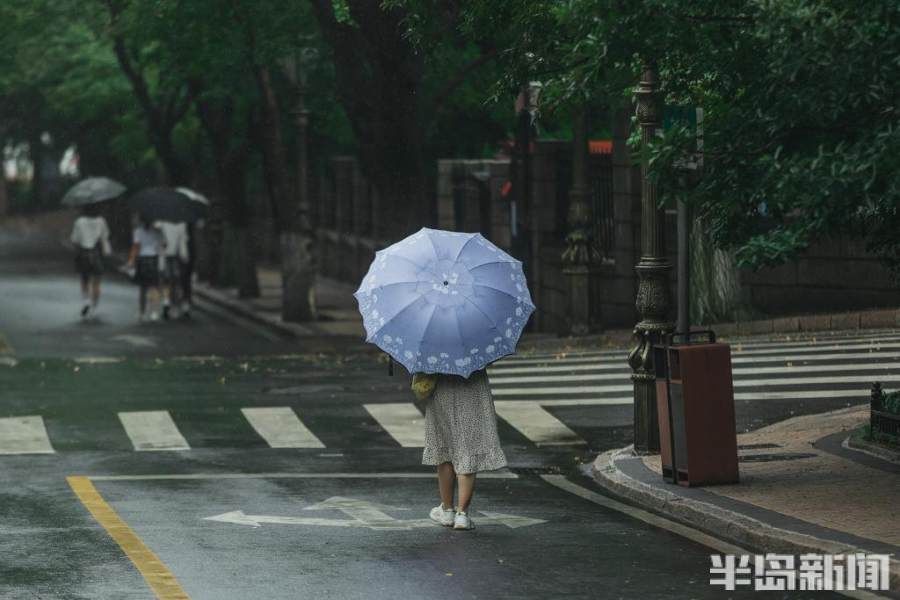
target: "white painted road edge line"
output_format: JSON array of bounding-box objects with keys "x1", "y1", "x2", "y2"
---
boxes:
[
  {"x1": 0, "y1": 415, "x2": 55, "y2": 454},
  {"x1": 117, "y1": 411, "x2": 190, "y2": 451},
  {"x1": 540, "y1": 475, "x2": 881, "y2": 600},
  {"x1": 87, "y1": 471, "x2": 519, "y2": 481}
]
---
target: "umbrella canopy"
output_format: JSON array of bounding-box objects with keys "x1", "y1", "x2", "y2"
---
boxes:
[
  {"x1": 129, "y1": 186, "x2": 206, "y2": 223},
  {"x1": 354, "y1": 228, "x2": 536, "y2": 377},
  {"x1": 175, "y1": 186, "x2": 209, "y2": 207},
  {"x1": 61, "y1": 177, "x2": 126, "y2": 207}
]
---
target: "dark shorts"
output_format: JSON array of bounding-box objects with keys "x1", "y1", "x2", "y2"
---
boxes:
[
  {"x1": 161, "y1": 256, "x2": 181, "y2": 283},
  {"x1": 136, "y1": 256, "x2": 160, "y2": 287},
  {"x1": 75, "y1": 248, "x2": 103, "y2": 277}
]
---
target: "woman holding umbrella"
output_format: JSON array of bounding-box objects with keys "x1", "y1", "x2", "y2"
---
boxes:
[
  {"x1": 69, "y1": 204, "x2": 112, "y2": 318},
  {"x1": 355, "y1": 228, "x2": 535, "y2": 531},
  {"x1": 62, "y1": 177, "x2": 125, "y2": 318},
  {"x1": 127, "y1": 215, "x2": 165, "y2": 322}
]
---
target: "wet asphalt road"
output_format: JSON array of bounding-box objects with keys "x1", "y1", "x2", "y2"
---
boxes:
[{"x1": 0, "y1": 229, "x2": 845, "y2": 599}]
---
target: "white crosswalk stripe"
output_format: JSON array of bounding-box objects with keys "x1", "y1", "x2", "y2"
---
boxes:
[
  {"x1": 364, "y1": 403, "x2": 426, "y2": 447},
  {"x1": 3, "y1": 330, "x2": 895, "y2": 454},
  {"x1": 0, "y1": 416, "x2": 54, "y2": 454},
  {"x1": 118, "y1": 410, "x2": 191, "y2": 451},
  {"x1": 494, "y1": 402, "x2": 585, "y2": 446},
  {"x1": 241, "y1": 407, "x2": 325, "y2": 448},
  {"x1": 485, "y1": 329, "x2": 900, "y2": 444}
]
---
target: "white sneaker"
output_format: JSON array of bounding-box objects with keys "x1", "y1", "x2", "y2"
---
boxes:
[
  {"x1": 429, "y1": 505, "x2": 455, "y2": 527},
  {"x1": 453, "y1": 511, "x2": 475, "y2": 530},
  {"x1": 149, "y1": 311, "x2": 159, "y2": 322}
]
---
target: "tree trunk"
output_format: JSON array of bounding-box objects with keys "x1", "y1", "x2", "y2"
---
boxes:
[
  {"x1": 218, "y1": 160, "x2": 259, "y2": 298},
  {"x1": 252, "y1": 65, "x2": 317, "y2": 321},
  {"x1": 280, "y1": 231, "x2": 316, "y2": 320},
  {"x1": 0, "y1": 169, "x2": 8, "y2": 217}
]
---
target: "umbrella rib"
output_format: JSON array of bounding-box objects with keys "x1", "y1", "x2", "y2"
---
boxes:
[
  {"x1": 451, "y1": 233, "x2": 479, "y2": 263},
  {"x1": 461, "y1": 295, "x2": 503, "y2": 338},
  {"x1": 468, "y1": 258, "x2": 521, "y2": 271},
  {"x1": 370, "y1": 295, "x2": 426, "y2": 341},
  {"x1": 424, "y1": 231, "x2": 443, "y2": 263},
  {"x1": 379, "y1": 252, "x2": 427, "y2": 271},
  {"x1": 472, "y1": 283, "x2": 535, "y2": 309},
  {"x1": 355, "y1": 281, "x2": 417, "y2": 297}
]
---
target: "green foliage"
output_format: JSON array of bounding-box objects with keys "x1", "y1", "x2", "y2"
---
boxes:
[
  {"x1": 423, "y1": 0, "x2": 900, "y2": 278},
  {"x1": 882, "y1": 390, "x2": 900, "y2": 416}
]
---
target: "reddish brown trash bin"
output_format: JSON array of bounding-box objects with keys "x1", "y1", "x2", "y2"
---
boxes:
[{"x1": 655, "y1": 331, "x2": 739, "y2": 487}]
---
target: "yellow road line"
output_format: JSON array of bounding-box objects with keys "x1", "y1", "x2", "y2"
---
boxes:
[{"x1": 67, "y1": 476, "x2": 190, "y2": 600}]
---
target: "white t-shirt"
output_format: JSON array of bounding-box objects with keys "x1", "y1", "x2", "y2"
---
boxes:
[
  {"x1": 155, "y1": 221, "x2": 189, "y2": 260},
  {"x1": 133, "y1": 226, "x2": 164, "y2": 257},
  {"x1": 70, "y1": 216, "x2": 111, "y2": 254}
]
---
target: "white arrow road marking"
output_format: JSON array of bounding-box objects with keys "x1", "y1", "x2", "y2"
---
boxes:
[
  {"x1": 303, "y1": 496, "x2": 408, "y2": 529},
  {"x1": 111, "y1": 334, "x2": 157, "y2": 348},
  {"x1": 477, "y1": 511, "x2": 548, "y2": 528},
  {"x1": 204, "y1": 497, "x2": 547, "y2": 530}
]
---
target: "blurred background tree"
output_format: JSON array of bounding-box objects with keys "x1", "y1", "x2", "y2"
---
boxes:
[{"x1": 2, "y1": 0, "x2": 896, "y2": 295}]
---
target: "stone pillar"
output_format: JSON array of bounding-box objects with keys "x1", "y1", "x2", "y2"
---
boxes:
[
  {"x1": 282, "y1": 81, "x2": 316, "y2": 322},
  {"x1": 627, "y1": 64, "x2": 673, "y2": 454},
  {"x1": 562, "y1": 105, "x2": 603, "y2": 335}
]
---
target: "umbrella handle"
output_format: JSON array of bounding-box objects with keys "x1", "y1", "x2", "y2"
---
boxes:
[{"x1": 388, "y1": 355, "x2": 394, "y2": 377}]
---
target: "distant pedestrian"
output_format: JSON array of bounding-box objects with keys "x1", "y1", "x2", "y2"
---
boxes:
[
  {"x1": 127, "y1": 216, "x2": 165, "y2": 322},
  {"x1": 70, "y1": 205, "x2": 112, "y2": 318},
  {"x1": 156, "y1": 220, "x2": 188, "y2": 319},
  {"x1": 179, "y1": 222, "x2": 198, "y2": 317},
  {"x1": 415, "y1": 369, "x2": 507, "y2": 531}
]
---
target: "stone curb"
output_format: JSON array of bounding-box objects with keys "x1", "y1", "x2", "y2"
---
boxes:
[
  {"x1": 591, "y1": 446, "x2": 900, "y2": 591},
  {"x1": 845, "y1": 435, "x2": 900, "y2": 465},
  {"x1": 192, "y1": 283, "x2": 325, "y2": 339}
]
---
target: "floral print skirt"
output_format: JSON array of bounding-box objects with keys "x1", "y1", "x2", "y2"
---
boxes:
[{"x1": 422, "y1": 370, "x2": 508, "y2": 475}]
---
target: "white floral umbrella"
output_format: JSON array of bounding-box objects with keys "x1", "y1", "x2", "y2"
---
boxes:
[{"x1": 354, "y1": 228, "x2": 535, "y2": 377}]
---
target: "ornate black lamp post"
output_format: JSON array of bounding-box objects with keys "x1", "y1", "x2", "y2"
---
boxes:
[
  {"x1": 627, "y1": 64, "x2": 673, "y2": 454},
  {"x1": 280, "y1": 48, "x2": 317, "y2": 321}
]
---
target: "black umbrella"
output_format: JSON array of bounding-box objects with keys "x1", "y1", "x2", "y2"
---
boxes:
[
  {"x1": 61, "y1": 177, "x2": 126, "y2": 207},
  {"x1": 129, "y1": 187, "x2": 206, "y2": 223}
]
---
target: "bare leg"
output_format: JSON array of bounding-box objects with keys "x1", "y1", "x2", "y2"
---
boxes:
[
  {"x1": 90, "y1": 276, "x2": 101, "y2": 308},
  {"x1": 139, "y1": 285, "x2": 148, "y2": 315},
  {"x1": 457, "y1": 473, "x2": 476, "y2": 512},
  {"x1": 80, "y1": 274, "x2": 90, "y2": 304},
  {"x1": 437, "y1": 462, "x2": 456, "y2": 509}
]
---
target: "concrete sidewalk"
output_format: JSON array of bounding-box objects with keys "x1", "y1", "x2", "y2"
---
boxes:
[
  {"x1": 591, "y1": 406, "x2": 900, "y2": 591},
  {"x1": 193, "y1": 268, "x2": 364, "y2": 338}
]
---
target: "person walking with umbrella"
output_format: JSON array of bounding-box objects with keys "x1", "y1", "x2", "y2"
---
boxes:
[
  {"x1": 69, "y1": 204, "x2": 112, "y2": 318},
  {"x1": 156, "y1": 220, "x2": 188, "y2": 320},
  {"x1": 127, "y1": 214, "x2": 165, "y2": 322},
  {"x1": 355, "y1": 228, "x2": 535, "y2": 531},
  {"x1": 62, "y1": 177, "x2": 125, "y2": 318}
]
